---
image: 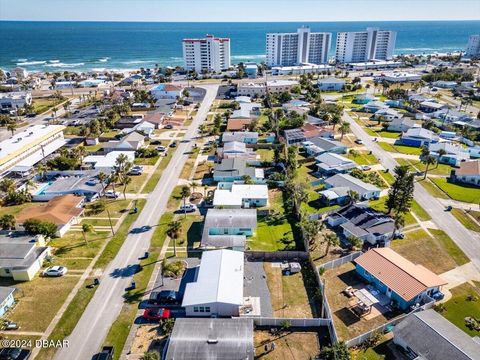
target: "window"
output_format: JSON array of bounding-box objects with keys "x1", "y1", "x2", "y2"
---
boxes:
[
  {"x1": 205, "y1": 307, "x2": 211, "y2": 313},
  {"x1": 193, "y1": 307, "x2": 199, "y2": 312},
  {"x1": 199, "y1": 306, "x2": 205, "y2": 312}
]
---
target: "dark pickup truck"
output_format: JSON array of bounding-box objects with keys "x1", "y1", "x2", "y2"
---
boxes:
[{"x1": 92, "y1": 346, "x2": 114, "y2": 360}]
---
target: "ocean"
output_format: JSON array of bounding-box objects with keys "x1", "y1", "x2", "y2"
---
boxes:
[{"x1": 0, "y1": 21, "x2": 479, "y2": 72}]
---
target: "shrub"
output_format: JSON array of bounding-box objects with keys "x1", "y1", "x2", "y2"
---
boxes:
[{"x1": 23, "y1": 219, "x2": 57, "y2": 238}]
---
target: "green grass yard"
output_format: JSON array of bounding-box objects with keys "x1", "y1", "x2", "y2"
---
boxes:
[
  {"x1": 418, "y1": 179, "x2": 450, "y2": 199},
  {"x1": 451, "y1": 209, "x2": 480, "y2": 232},
  {"x1": 346, "y1": 151, "x2": 379, "y2": 166},
  {"x1": 411, "y1": 199, "x2": 432, "y2": 221},
  {"x1": 430, "y1": 178, "x2": 480, "y2": 204},
  {"x1": 250, "y1": 215, "x2": 296, "y2": 251},
  {"x1": 438, "y1": 282, "x2": 480, "y2": 337},
  {"x1": 428, "y1": 228, "x2": 469, "y2": 266},
  {"x1": 378, "y1": 142, "x2": 422, "y2": 155}
]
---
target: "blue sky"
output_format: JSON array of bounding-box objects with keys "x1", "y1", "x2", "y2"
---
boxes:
[{"x1": 0, "y1": 0, "x2": 479, "y2": 22}]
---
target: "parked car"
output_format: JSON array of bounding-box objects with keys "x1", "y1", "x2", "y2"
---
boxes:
[
  {"x1": 0, "y1": 348, "x2": 31, "y2": 360},
  {"x1": 354, "y1": 139, "x2": 363, "y2": 145},
  {"x1": 164, "y1": 124, "x2": 173, "y2": 129},
  {"x1": 86, "y1": 178, "x2": 97, "y2": 186},
  {"x1": 43, "y1": 266, "x2": 68, "y2": 277},
  {"x1": 92, "y1": 346, "x2": 114, "y2": 360},
  {"x1": 149, "y1": 290, "x2": 180, "y2": 305},
  {"x1": 143, "y1": 307, "x2": 170, "y2": 321},
  {"x1": 25, "y1": 113, "x2": 36, "y2": 118},
  {"x1": 178, "y1": 204, "x2": 196, "y2": 213},
  {"x1": 358, "y1": 165, "x2": 371, "y2": 171},
  {"x1": 128, "y1": 166, "x2": 144, "y2": 175},
  {"x1": 169, "y1": 141, "x2": 177, "y2": 148},
  {"x1": 156, "y1": 146, "x2": 166, "y2": 152},
  {"x1": 150, "y1": 140, "x2": 161, "y2": 145},
  {"x1": 105, "y1": 190, "x2": 120, "y2": 198}
]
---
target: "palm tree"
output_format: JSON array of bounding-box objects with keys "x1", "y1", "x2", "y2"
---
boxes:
[
  {"x1": 190, "y1": 181, "x2": 200, "y2": 194},
  {"x1": 98, "y1": 172, "x2": 108, "y2": 196},
  {"x1": 339, "y1": 121, "x2": 351, "y2": 140},
  {"x1": 421, "y1": 151, "x2": 437, "y2": 180},
  {"x1": 436, "y1": 148, "x2": 447, "y2": 168},
  {"x1": 81, "y1": 223, "x2": 93, "y2": 245},
  {"x1": 167, "y1": 220, "x2": 182, "y2": 257},
  {"x1": 348, "y1": 190, "x2": 360, "y2": 205},
  {"x1": 393, "y1": 213, "x2": 405, "y2": 239},
  {"x1": 180, "y1": 185, "x2": 191, "y2": 218},
  {"x1": 323, "y1": 233, "x2": 340, "y2": 256},
  {"x1": 6, "y1": 122, "x2": 17, "y2": 136},
  {"x1": 24, "y1": 178, "x2": 34, "y2": 193},
  {"x1": 109, "y1": 172, "x2": 119, "y2": 195},
  {"x1": 122, "y1": 176, "x2": 131, "y2": 200},
  {"x1": 330, "y1": 115, "x2": 341, "y2": 131}
]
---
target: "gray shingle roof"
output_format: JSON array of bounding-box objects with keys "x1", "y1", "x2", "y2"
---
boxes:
[
  {"x1": 165, "y1": 318, "x2": 254, "y2": 360},
  {"x1": 394, "y1": 309, "x2": 480, "y2": 360}
]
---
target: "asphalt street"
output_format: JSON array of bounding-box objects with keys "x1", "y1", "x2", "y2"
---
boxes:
[
  {"x1": 53, "y1": 84, "x2": 219, "y2": 360},
  {"x1": 345, "y1": 111, "x2": 480, "y2": 272}
]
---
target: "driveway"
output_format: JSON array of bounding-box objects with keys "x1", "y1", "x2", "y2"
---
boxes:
[
  {"x1": 345, "y1": 111, "x2": 480, "y2": 274},
  {"x1": 244, "y1": 261, "x2": 273, "y2": 317},
  {"x1": 53, "y1": 85, "x2": 219, "y2": 360}
]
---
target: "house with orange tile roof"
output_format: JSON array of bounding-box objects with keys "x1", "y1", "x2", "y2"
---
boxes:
[
  {"x1": 449, "y1": 159, "x2": 480, "y2": 187},
  {"x1": 226, "y1": 118, "x2": 252, "y2": 131},
  {"x1": 354, "y1": 248, "x2": 447, "y2": 310},
  {"x1": 16, "y1": 195, "x2": 85, "y2": 237}
]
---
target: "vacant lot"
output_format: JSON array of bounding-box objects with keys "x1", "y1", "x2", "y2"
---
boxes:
[
  {"x1": 391, "y1": 229, "x2": 459, "y2": 274},
  {"x1": 438, "y1": 282, "x2": 480, "y2": 336}
]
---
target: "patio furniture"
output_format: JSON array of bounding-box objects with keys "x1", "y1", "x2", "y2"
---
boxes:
[
  {"x1": 343, "y1": 286, "x2": 355, "y2": 298},
  {"x1": 354, "y1": 288, "x2": 380, "y2": 315}
]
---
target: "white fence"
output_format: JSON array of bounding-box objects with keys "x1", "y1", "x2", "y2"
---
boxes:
[
  {"x1": 318, "y1": 251, "x2": 363, "y2": 270},
  {"x1": 249, "y1": 317, "x2": 331, "y2": 327}
]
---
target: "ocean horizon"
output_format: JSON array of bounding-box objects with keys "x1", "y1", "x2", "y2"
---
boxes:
[{"x1": 1, "y1": 20, "x2": 479, "y2": 72}]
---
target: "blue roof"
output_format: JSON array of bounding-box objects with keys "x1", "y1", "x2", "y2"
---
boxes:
[{"x1": 152, "y1": 84, "x2": 166, "y2": 91}]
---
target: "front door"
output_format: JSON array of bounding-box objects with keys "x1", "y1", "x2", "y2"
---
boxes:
[{"x1": 386, "y1": 287, "x2": 392, "y2": 298}]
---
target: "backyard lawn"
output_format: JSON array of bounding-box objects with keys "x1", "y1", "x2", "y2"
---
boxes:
[
  {"x1": 254, "y1": 331, "x2": 320, "y2": 360},
  {"x1": 437, "y1": 282, "x2": 480, "y2": 337},
  {"x1": 430, "y1": 178, "x2": 480, "y2": 204},
  {"x1": 251, "y1": 216, "x2": 296, "y2": 251},
  {"x1": 175, "y1": 214, "x2": 203, "y2": 249},
  {"x1": 369, "y1": 197, "x2": 416, "y2": 226}
]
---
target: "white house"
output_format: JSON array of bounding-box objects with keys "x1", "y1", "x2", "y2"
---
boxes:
[
  {"x1": 150, "y1": 83, "x2": 183, "y2": 100},
  {"x1": 83, "y1": 151, "x2": 135, "y2": 172},
  {"x1": 182, "y1": 250, "x2": 244, "y2": 317},
  {"x1": 376, "y1": 72, "x2": 421, "y2": 83},
  {"x1": 213, "y1": 183, "x2": 269, "y2": 208},
  {"x1": 450, "y1": 160, "x2": 480, "y2": 187},
  {"x1": 373, "y1": 108, "x2": 402, "y2": 121},
  {"x1": 0, "y1": 92, "x2": 32, "y2": 110},
  {"x1": 317, "y1": 77, "x2": 346, "y2": 91},
  {"x1": 325, "y1": 173, "x2": 381, "y2": 200}
]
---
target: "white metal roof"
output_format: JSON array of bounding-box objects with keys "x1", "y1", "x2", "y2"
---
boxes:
[
  {"x1": 213, "y1": 184, "x2": 268, "y2": 206},
  {"x1": 83, "y1": 151, "x2": 135, "y2": 169},
  {"x1": 182, "y1": 249, "x2": 244, "y2": 307}
]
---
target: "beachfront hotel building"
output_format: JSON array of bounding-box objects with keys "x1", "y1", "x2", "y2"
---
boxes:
[
  {"x1": 465, "y1": 35, "x2": 480, "y2": 59},
  {"x1": 335, "y1": 28, "x2": 397, "y2": 63},
  {"x1": 266, "y1": 26, "x2": 332, "y2": 67},
  {"x1": 182, "y1": 35, "x2": 231, "y2": 73}
]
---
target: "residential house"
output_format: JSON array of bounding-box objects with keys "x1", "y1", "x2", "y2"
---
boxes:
[
  {"x1": 143, "y1": 112, "x2": 165, "y2": 129},
  {"x1": 428, "y1": 142, "x2": 470, "y2": 167},
  {"x1": 433, "y1": 109, "x2": 473, "y2": 123},
  {"x1": 284, "y1": 124, "x2": 333, "y2": 145},
  {"x1": 315, "y1": 153, "x2": 357, "y2": 175},
  {"x1": 303, "y1": 137, "x2": 347, "y2": 156},
  {"x1": 155, "y1": 99, "x2": 176, "y2": 116},
  {"x1": 353, "y1": 93, "x2": 376, "y2": 104},
  {"x1": 317, "y1": 77, "x2": 345, "y2": 91},
  {"x1": 362, "y1": 100, "x2": 388, "y2": 113},
  {"x1": 419, "y1": 101, "x2": 448, "y2": 113},
  {"x1": 213, "y1": 183, "x2": 268, "y2": 208},
  {"x1": 387, "y1": 118, "x2": 419, "y2": 132},
  {"x1": 213, "y1": 158, "x2": 264, "y2": 183},
  {"x1": 377, "y1": 72, "x2": 421, "y2": 83},
  {"x1": 0, "y1": 233, "x2": 50, "y2": 281},
  {"x1": 393, "y1": 309, "x2": 480, "y2": 360},
  {"x1": 114, "y1": 115, "x2": 144, "y2": 129},
  {"x1": 468, "y1": 146, "x2": 480, "y2": 158},
  {"x1": 16, "y1": 195, "x2": 85, "y2": 237},
  {"x1": 103, "y1": 131, "x2": 145, "y2": 153},
  {"x1": 201, "y1": 209, "x2": 257, "y2": 250},
  {"x1": 217, "y1": 141, "x2": 256, "y2": 161},
  {"x1": 0, "y1": 287, "x2": 15, "y2": 317},
  {"x1": 397, "y1": 127, "x2": 438, "y2": 147},
  {"x1": 0, "y1": 91, "x2": 32, "y2": 110},
  {"x1": 449, "y1": 160, "x2": 480, "y2": 187},
  {"x1": 324, "y1": 173, "x2": 381, "y2": 200},
  {"x1": 227, "y1": 119, "x2": 252, "y2": 131},
  {"x1": 32, "y1": 171, "x2": 104, "y2": 202},
  {"x1": 222, "y1": 132, "x2": 258, "y2": 144},
  {"x1": 373, "y1": 108, "x2": 402, "y2": 122},
  {"x1": 327, "y1": 204, "x2": 394, "y2": 245},
  {"x1": 83, "y1": 151, "x2": 136, "y2": 172},
  {"x1": 150, "y1": 83, "x2": 183, "y2": 100},
  {"x1": 355, "y1": 248, "x2": 447, "y2": 310},
  {"x1": 318, "y1": 186, "x2": 351, "y2": 205},
  {"x1": 164, "y1": 318, "x2": 254, "y2": 360},
  {"x1": 182, "y1": 250, "x2": 244, "y2": 316},
  {"x1": 432, "y1": 80, "x2": 458, "y2": 89}
]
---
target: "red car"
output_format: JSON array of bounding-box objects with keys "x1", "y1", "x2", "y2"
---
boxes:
[{"x1": 143, "y1": 308, "x2": 170, "y2": 321}]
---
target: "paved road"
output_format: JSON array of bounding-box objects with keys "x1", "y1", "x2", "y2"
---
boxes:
[
  {"x1": 0, "y1": 98, "x2": 80, "y2": 142},
  {"x1": 53, "y1": 84, "x2": 218, "y2": 360},
  {"x1": 345, "y1": 111, "x2": 480, "y2": 273}
]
